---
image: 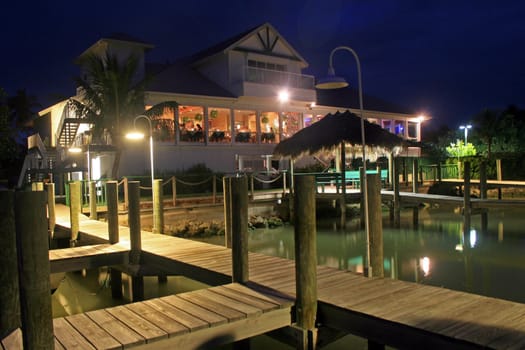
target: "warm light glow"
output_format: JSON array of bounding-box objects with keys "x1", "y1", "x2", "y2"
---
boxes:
[
  {"x1": 68, "y1": 147, "x2": 82, "y2": 153},
  {"x1": 126, "y1": 131, "x2": 145, "y2": 140},
  {"x1": 420, "y1": 257, "x2": 430, "y2": 276},
  {"x1": 92, "y1": 156, "x2": 101, "y2": 180},
  {"x1": 417, "y1": 115, "x2": 425, "y2": 122},
  {"x1": 278, "y1": 90, "x2": 289, "y2": 102},
  {"x1": 309, "y1": 102, "x2": 316, "y2": 108},
  {"x1": 469, "y1": 229, "x2": 477, "y2": 248},
  {"x1": 455, "y1": 244, "x2": 464, "y2": 252},
  {"x1": 459, "y1": 124, "x2": 472, "y2": 130}
]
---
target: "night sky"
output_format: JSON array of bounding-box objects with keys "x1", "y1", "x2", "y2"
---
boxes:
[{"x1": 2, "y1": 0, "x2": 524, "y2": 129}]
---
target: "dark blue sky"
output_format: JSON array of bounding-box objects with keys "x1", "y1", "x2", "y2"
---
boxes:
[{"x1": 2, "y1": 0, "x2": 524, "y2": 129}]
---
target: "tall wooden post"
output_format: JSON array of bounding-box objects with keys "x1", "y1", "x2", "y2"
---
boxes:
[
  {"x1": 171, "y1": 176, "x2": 177, "y2": 206},
  {"x1": 0, "y1": 191, "x2": 20, "y2": 340},
  {"x1": 106, "y1": 181, "x2": 122, "y2": 298},
  {"x1": 123, "y1": 177, "x2": 129, "y2": 210},
  {"x1": 212, "y1": 175, "x2": 217, "y2": 204},
  {"x1": 46, "y1": 182, "x2": 56, "y2": 240},
  {"x1": 223, "y1": 177, "x2": 232, "y2": 248},
  {"x1": 69, "y1": 181, "x2": 81, "y2": 246},
  {"x1": 340, "y1": 142, "x2": 347, "y2": 226},
  {"x1": 393, "y1": 158, "x2": 401, "y2": 228},
  {"x1": 153, "y1": 179, "x2": 164, "y2": 234},
  {"x1": 359, "y1": 167, "x2": 365, "y2": 228},
  {"x1": 412, "y1": 158, "x2": 419, "y2": 193},
  {"x1": 479, "y1": 161, "x2": 488, "y2": 232},
  {"x1": 463, "y1": 161, "x2": 471, "y2": 233},
  {"x1": 15, "y1": 191, "x2": 54, "y2": 349},
  {"x1": 367, "y1": 173, "x2": 384, "y2": 278},
  {"x1": 89, "y1": 180, "x2": 97, "y2": 220},
  {"x1": 128, "y1": 181, "x2": 144, "y2": 301},
  {"x1": 231, "y1": 176, "x2": 249, "y2": 284},
  {"x1": 294, "y1": 175, "x2": 317, "y2": 350}
]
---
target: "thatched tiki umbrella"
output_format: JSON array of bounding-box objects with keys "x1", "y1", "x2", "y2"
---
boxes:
[{"x1": 273, "y1": 110, "x2": 407, "y2": 190}]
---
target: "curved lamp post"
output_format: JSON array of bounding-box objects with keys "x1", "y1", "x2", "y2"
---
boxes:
[
  {"x1": 316, "y1": 46, "x2": 371, "y2": 277},
  {"x1": 126, "y1": 115, "x2": 159, "y2": 233}
]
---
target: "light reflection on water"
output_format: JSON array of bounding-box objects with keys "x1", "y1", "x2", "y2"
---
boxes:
[{"x1": 201, "y1": 206, "x2": 525, "y2": 304}]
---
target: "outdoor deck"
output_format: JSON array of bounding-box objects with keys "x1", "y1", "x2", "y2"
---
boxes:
[{"x1": 44, "y1": 204, "x2": 525, "y2": 349}]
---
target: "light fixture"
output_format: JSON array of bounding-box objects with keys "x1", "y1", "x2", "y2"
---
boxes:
[
  {"x1": 68, "y1": 147, "x2": 82, "y2": 153},
  {"x1": 278, "y1": 90, "x2": 289, "y2": 103},
  {"x1": 316, "y1": 45, "x2": 371, "y2": 277},
  {"x1": 459, "y1": 124, "x2": 472, "y2": 145}
]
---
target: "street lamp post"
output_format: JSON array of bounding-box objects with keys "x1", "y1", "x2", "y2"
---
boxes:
[
  {"x1": 315, "y1": 46, "x2": 371, "y2": 277},
  {"x1": 126, "y1": 115, "x2": 158, "y2": 232},
  {"x1": 459, "y1": 124, "x2": 472, "y2": 145}
]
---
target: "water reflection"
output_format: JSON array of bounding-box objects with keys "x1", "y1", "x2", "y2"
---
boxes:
[{"x1": 201, "y1": 206, "x2": 525, "y2": 303}]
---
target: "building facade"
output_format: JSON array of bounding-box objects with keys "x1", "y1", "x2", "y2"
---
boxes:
[{"x1": 39, "y1": 23, "x2": 425, "y2": 181}]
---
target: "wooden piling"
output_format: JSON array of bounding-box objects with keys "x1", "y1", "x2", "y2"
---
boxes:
[
  {"x1": 463, "y1": 161, "x2": 471, "y2": 233},
  {"x1": 479, "y1": 161, "x2": 488, "y2": 232},
  {"x1": 106, "y1": 181, "x2": 119, "y2": 244},
  {"x1": 412, "y1": 158, "x2": 419, "y2": 193},
  {"x1": 89, "y1": 180, "x2": 97, "y2": 220},
  {"x1": 15, "y1": 191, "x2": 54, "y2": 349},
  {"x1": 0, "y1": 191, "x2": 21, "y2": 340},
  {"x1": 69, "y1": 181, "x2": 81, "y2": 246},
  {"x1": 294, "y1": 175, "x2": 318, "y2": 349},
  {"x1": 171, "y1": 176, "x2": 177, "y2": 206},
  {"x1": 153, "y1": 179, "x2": 164, "y2": 234},
  {"x1": 223, "y1": 177, "x2": 232, "y2": 248},
  {"x1": 393, "y1": 158, "x2": 401, "y2": 228},
  {"x1": 231, "y1": 176, "x2": 249, "y2": 284},
  {"x1": 127, "y1": 181, "x2": 144, "y2": 301},
  {"x1": 212, "y1": 175, "x2": 217, "y2": 204},
  {"x1": 46, "y1": 182, "x2": 56, "y2": 240},
  {"x1": 367, "y1": 174, "x2": 384, "y2": 278}
]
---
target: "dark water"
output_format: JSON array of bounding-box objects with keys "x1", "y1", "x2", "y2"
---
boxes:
[
  {"x1": 51, "y1": 205, "x2": 525, "y2": 349},
  {"x1": 201, "y1": 206, "x2": 525, "y2": 304}
]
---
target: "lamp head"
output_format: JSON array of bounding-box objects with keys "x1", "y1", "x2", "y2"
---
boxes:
[
  {"x1": 315, "y1": 67, "x2": 349, "y2": 89},
  {"x1": 126, "y1": 131, "x2": 145, "y2": 140}
]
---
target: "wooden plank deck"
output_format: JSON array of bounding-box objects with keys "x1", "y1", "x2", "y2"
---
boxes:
[
  {"x1": 52, "y1": 283, "x2": 292, "y2": 350},
  {"x1": 53, "y1": 204, "x2": 525, "y2": 349}
]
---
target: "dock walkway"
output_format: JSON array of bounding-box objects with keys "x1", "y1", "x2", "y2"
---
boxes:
[{"x1": 51, "y1": 204, "x2": 525, "y2": 349}]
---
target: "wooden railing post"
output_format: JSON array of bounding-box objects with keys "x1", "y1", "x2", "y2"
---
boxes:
[
  {"x1": 212, "y1": 175, "x2": 217, "y2": 204},
  {"x1": 153, "y1": 179, "x2": 164, "y2": 234},
  {"x1": 89, "y1": 180, "x2": 97, "y2": 220},
  {"x1": 123, "y1": 177, "x2": 129, "y2": 210},
  {"x1": 367, "y1": 173, "x2": 384, "y2": 278},
  {"x1": 106, "y1": 181, "x2": 122, "y2": 299},
  {"x1": 15, "y1": 191, "x2": 54, "y2": 349},
  {"x1": 393, "y1": 157, "x2": 401, "y2": 228},
  {"x1": 463, "y1": 161, "x2": 471, "y2": 233},
  {"x1": 231, "y1": 175, "x2": 248, "y2": 283},
  {"x1": 46, "y1": 182, "x2": 56, "y2": 240},
  {"x1": 127, "y1": 181, "x2": 143, "y2": 301},
  {"x1": 223, "y1": 177, "x2": 232, "y2": 248},
  {"x1": 0, "y1": 190, "x2": 21, "y2": 340},
  {"x1": 171, "y1": 176, "x2": 177, "y2": 206},
  {"x1": 412, "y1": 158, "x2": 419, "y2": 193},
  {"x1": 294, "y1": 175, "x2": 318, "y2": 349},
  {"x1": 480, "y1": 161, "x2": 488, "y2": 232},
  {"x1": 69, "y1": 181, "x2": 81, "y2": 246},
  {"x1": 250, "y1": 174, "x2": 255, "y2": 199}
]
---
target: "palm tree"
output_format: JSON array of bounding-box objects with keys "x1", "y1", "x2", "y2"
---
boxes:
[
  {"x1": 472, "y1": 109, "x2": 501, "y2": 160},
  {"x1": 8, "y1": 89, "x2": 40, "y2": 127},
  {"x1": 70, "y1": 51, "x2": 179, "y2": 179},
  {"x1": 70, "y1": 51, "x2": 147, "y2": 178}
]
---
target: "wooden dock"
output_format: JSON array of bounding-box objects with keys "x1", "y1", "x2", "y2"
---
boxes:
[
  {"x1": 46, "y1": 204, "x2": 525, "y2": 349},
  {"x1": 52, "y1": 283, "x2": 292, "y2": 350}
]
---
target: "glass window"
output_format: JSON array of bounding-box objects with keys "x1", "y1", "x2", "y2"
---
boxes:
[
  {"x1": 234, "y1": 110, "x2": 256, "y2": 143},
  {"x1": 282, "y1": 112, "x2": 301, "y2": 139},
  {"x1": 179, "y1": 105, "x2": 204, "y2": 142},
  {"x1": 145, "y1": 105, "x2": 175, "y2": 142},
  {"x1": 394, "y1": 120, "x2": 405, "y2": 136},
  {"x1": 408, "y1": 121, "x2": 418, "y2": 139},
  {"x1": 208, "y1": 107, "x2": 231, "y2": 143},
  {"x1": 260, "y1": 112, "x2": 279, "y2": 143}
]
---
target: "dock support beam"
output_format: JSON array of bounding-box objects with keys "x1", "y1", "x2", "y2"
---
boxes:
[
  {"x1": 294, "y1": 175, "x2": 318, "y2": 350},
  {"x1": 15, "y1": 191, "x2": 54, "y2": 349},
  {"x1": 231, "y1": 175, "x2": 249, "y2": 284},
  {"x1": 106, "y1": 181, "x2": 122, "y2": 298},
  {"x1": 153, "y1": 179, "x2": 164, "y2": 234},
  {"x1": 463, "y1": 161, "x2": 471, "y2": 233},
  {"x1": 392, "y1": 158, "x2": 401, "y2": 228},
  {"x1": 367, "y1": 173, "x2": 384, "y2": 278},
  {"x1": 0, "y1": 191, "x2": 20, "y2": 340},
  {"x1": 479, "y1": 161, "x2": 488, "y2": 232},
  {"x1": 46, "y1": 182, "x2": 56, "y2": 241},
  {"x1": 89, "y1": 180, "x2": 97, "y2": 220},
  {"x1": 69, "y1": 181, "x2": 81, "y2": 246},
  {"x1": 128, "y1": 181, "x2": 144, "y2": 301},
  {"x1": 223, "y1": 177, "x2": 232, "y2": 248}
]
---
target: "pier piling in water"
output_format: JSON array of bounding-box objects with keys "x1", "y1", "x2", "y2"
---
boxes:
[
  {"x1": 127, "y1": 181, "x2": 144, "y2": 301},
  {"x1": 230, "y1": 175, "x2": 249, "y2": 284}
]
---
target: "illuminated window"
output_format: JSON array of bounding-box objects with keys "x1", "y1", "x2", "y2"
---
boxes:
[
  {"x1": 234, "y1": 110, "x2": 256, "y2": 143},
  {"x1": 208, "y1": 107, "x2": 231, "y2": 143},
  {"x1": 179, "y1": 105, "x2": 204, "y2": 142}
]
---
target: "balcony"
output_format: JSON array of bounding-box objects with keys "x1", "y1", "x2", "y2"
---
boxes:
[{"x1": 245, "y1": 67, "x2": 315, "y2": 90}]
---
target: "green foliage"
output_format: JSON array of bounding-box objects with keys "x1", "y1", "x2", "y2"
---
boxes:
[{"x1": 446, "y1": 140, "x2": 477, "y2": 158}]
